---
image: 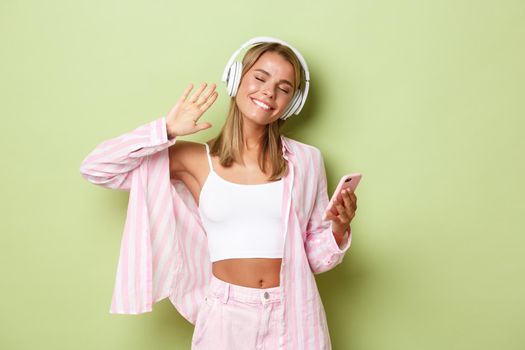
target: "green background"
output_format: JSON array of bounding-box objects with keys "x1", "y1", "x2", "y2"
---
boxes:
[{"x1": 1, "y1": 0, "x2": 523, "y2": 349}]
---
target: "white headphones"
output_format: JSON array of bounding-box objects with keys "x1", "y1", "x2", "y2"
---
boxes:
[{"x1": 221, "y1": 36, "x2": 310, "y2": 120}]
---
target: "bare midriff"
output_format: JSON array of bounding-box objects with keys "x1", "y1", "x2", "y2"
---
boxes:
[{"x1": 212, "y1": 258, "x2": 282, "y2": 288}]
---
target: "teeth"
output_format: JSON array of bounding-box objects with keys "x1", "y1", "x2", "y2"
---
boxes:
[{"x1": 253, "y1": 99, "x2": 271, "y2": 110}]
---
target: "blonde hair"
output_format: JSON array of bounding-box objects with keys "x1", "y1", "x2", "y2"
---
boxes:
[{"x1": 208, "y1": 42, "x2": 303, "y2": 181}]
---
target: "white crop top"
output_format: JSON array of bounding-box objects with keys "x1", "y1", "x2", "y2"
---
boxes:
[{"x1": 198, "y1": 143, "x2": 284, "y2": 263}]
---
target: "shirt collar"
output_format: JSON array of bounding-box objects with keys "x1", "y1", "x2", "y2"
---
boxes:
[{"x1": 280, "y1": 135, "x2": 294, "y2": 156}]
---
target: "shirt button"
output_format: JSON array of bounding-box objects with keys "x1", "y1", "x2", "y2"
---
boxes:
[{"x1": 264, "y1": 292, "x2": 269, "y2": 299}]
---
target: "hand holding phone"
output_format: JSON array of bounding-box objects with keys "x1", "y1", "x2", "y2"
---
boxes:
[{"x1": 322, "y1": 173, "x2": 362, "y2": 221}]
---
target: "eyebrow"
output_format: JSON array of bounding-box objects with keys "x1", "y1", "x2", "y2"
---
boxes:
[{"x1": 254, "y1": 69, "x2": 294, "y2": 88}]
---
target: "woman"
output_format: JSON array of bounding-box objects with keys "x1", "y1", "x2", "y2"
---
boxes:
[{"x1": 80, "y1": 37, "x2": 357, "y2": 349}]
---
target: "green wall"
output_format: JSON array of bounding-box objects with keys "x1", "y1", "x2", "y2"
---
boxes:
[{"x1": 1, "y1": 0, "x2": 523, "y2": 349}]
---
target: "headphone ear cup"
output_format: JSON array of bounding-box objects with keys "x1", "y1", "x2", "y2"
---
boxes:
[
  {"x1": 233, "y1": 62, "x2": 243, "y2": 96},
  {"x1": 291, "y1": 89, "x2": 304, "y2": 115},
  {"x1": 229, "y1": 61, "x2": 243, "y2": 96},
  {"x1": 281, "y1": 89, "x2": 303, "y2": 120},
  {"x1": 226, "y1": 62, "x2": 235, "y2": 96},
  {"x1": 226, "y1": 61, "x2": 238, "y2": 96}
]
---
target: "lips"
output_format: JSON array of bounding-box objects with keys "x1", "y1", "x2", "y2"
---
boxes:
[{"x1": 251, "y1": 98, "x2": 274, "y2": 110}]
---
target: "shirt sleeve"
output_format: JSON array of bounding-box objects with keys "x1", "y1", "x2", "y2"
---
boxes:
[
  {"x1": 304, "y1": 147, "x2": 353, "y2": 275},
  {"x1": 79, "y1": 116, "x2": 177, "y2": 191}
]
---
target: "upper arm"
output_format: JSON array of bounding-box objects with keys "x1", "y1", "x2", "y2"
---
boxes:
[{"x1": 168, "y1": 140, "x2": 204, "y2": 180}]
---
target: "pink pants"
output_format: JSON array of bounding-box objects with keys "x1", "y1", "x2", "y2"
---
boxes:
[{"x1": 191, "y1": 274, "x2": 283, "y2": 350}]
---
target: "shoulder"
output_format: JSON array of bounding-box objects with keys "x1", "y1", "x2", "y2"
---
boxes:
[
  {"x1": 281, "y1": 136, "x2": 322, "y2": 159},
  {"x1": 168, "y1": 139, "x2": 207, "y2": 157},
  {"x1": 168, "y1": 139, "x2": 208, "y2": 174},
  {"x1": 282, "y1": 136, "x2": 325, "y2": 180}
]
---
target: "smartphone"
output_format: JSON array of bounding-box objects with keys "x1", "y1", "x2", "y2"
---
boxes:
[{"x1": 322, "y1": 173, "x2": 362, "y2": 220}]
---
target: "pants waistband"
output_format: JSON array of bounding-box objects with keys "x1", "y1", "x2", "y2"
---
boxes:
[{"x1": 209, "y1": 274, "x2": 282, "y2": 305}]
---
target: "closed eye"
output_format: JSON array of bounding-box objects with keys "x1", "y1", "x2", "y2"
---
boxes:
[{"x1": 255, "y1": 77, "x2": 290, "y2": 93}]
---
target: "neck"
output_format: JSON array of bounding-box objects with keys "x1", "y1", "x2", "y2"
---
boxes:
[{"x1": 241, "y1": 121, "x2": 266, "y2": 153}]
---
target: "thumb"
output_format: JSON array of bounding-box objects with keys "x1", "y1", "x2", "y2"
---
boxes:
[
  {"x1": 196, "y1": 122, "x2": 212, "y2": 131},
  {"x1": 324, "y1": 210, "x2": 336, "y2": 221}
]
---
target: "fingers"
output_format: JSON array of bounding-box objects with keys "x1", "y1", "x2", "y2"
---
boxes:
[
  {"x1": 200, "y1": 90, "x2": 218, "y2": 111},
  {"x1": 343, "y1": 189, "x2": 357, "y2": 207},
  {"x1": 342, "y1": 190, "x2": 351, "y2": 208},
  {"x1": 325, "y1": 189, "x2": 358, "y2": 224},
  {"x1": 324, "y1": 210, "x2": 338, "y2": 221},
  {"x1": 199, "y1": 83, "x2": 217, "y2": 104},
  {"x1": 184, "y1": 82, "x2": 218, "y2": 109},
  {"x1": 188, "y1": 82, "x2": 209, "y2": 103},
  {"x1": 335, "y1": 203, "x2": 349, "y2": 223},
  {"x1": 342, "y1": 189, "x2": 357, "y2": 212},
  {"x1": 179, "y1": 83, "x2": 194, "y2": 103}
]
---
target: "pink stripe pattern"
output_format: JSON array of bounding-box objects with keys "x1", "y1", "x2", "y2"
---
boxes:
[{"x1": 80, "y1": 116, "x2": 352, "y2": 349}]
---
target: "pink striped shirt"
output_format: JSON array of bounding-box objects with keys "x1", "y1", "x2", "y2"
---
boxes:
[{"x1": 80, "y1": 116, "x2": 352, "y2": 349}]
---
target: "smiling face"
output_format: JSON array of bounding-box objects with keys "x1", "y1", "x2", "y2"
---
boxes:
[{"x1": 235, "y1": 51, "x2": 296, "y2": 125}]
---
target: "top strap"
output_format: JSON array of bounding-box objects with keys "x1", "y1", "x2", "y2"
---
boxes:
[{"x1": 204, "y1": 143, "x2": 214, "y2": 172}]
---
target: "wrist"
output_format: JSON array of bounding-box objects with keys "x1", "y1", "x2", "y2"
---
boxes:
[
  {"x1": 166, "y1": 125, "x2": 178, "y2": 139},
  {"x1": 332, "y1": 225, "x2": 350, "y2": 238}
]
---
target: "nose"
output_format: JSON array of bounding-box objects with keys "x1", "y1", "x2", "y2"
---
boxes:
[{"x1": 261, "y1": 86, "x2": 274, "y2": 98}]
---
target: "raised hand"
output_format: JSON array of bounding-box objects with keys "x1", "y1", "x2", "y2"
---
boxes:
[{"x1": 166, "y1": 82, "x2": 219, "y2": 138}]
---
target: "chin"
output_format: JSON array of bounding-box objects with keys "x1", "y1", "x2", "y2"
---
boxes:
[
  {"x1": 239, "y1": 108, "x2": 272, "y2": 124},
  {"x1": 242, "y1": 113, "x2": 271, "y2": 126}
]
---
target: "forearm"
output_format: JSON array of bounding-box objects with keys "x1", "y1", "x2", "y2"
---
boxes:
[{"x1": 80, "y1": 116, "x2": 176, "y2": 190}]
